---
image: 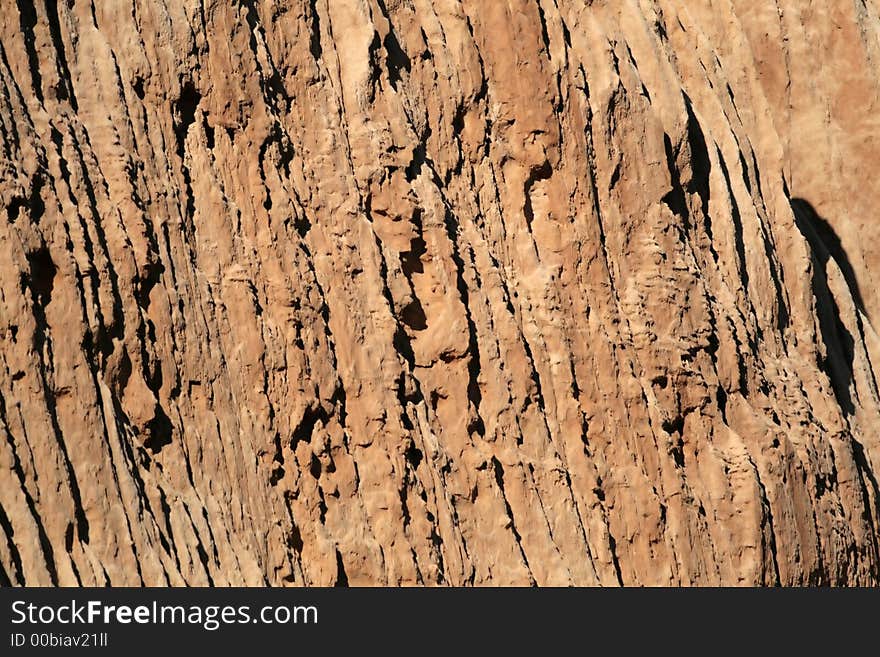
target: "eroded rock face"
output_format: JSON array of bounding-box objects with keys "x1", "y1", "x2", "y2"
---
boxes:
[{"x1": 1, "y1": 0, "x2": 879, "y2": 586}]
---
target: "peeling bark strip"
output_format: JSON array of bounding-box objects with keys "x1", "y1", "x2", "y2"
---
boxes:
[{"x1": 0, "y1": 1, "x2": 879, "y2": 585}]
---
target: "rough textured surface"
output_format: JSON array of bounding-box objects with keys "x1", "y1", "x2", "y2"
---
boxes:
[{"x1": 1, "y1": 0, "x2": 879, "y2": 586}]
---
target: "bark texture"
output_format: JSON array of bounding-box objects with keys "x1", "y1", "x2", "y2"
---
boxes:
[{"x1": 1, "y1": 0, "x2": 880, "y2": 585}]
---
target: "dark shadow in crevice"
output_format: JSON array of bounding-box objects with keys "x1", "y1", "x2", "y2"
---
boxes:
[
  {"x1": 334, "y1": 549, "x2": 349, "y2": 587},
  {"x1": 682, "y1": 94, "x2": 711, "y2": 215},
  {"x1": 143, "y1": 404, "x2": 173, "y2": 454},
  {"x1": 790, "y1": 198, "x2": 857, "y2": 415},
  {"x1": 25, "y1": 245, "x2": 56, "y2": 308},
  {"x1": 375, "y1": 0, "x2": 411, "y2": 89},
  {"x1": 792, "y1": 204, "x2": 880, "y2": 564},
  {"x1": 15, "y1": 0, "x2": 43, "y2": 103},
  {"x1": 399, "y1": 209, "x2": 428, "y2": 331},
  {"x1": 308, "y1": 0, "x2": 322, "y2": 60},
  {"x1": 791, "y1": 198, "x2": 866, "y2": 316},
  {"x1": 400, "y1": 298, "x2": 427, "y2": 331}
]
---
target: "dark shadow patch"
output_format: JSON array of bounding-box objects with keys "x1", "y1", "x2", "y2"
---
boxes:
[
  {"x1": 790, "y1": 198, "x2": 857, "y2": 415},
  {"x1": 383, "y1": 30, "x2": 410, "y2": 89},
  {"x1": 144, "y1": 405, "x2": 173, "y2": 454},
  {"x1": 400, "y1": 298, "x2": 427, "y2": 331},
  {"x1": 173, "y1": 82, "x2": 200, "y2": 159},
  {"x1": 400, "y1": 210, "x2": 428, "y2": 331},
  {"x1": 288, "y1": 524, "x2": 304, "y2": 554},
  {"x1": 376, "y1": 0, "x2": 411, "y2": 89},
  {"x1": 404, "y1": 441, "x2": 423, "y2": 470},
  {"x1": 683, "y1": 94, "x2": 711, "y2": 220},
  {"x1": 173, "y1": 82, "x2": 200, "y2": 225},
  {"x1": 661, "y1": 133, "x2": 688, "y2": 220},
  {"x1": 452, "y1": 106, "x2": 465, "y2": 136},
  {"x1": 203, "y1": 116, "x2": 215, "y2": 149},
  {"x1": 717, "y1": 148, "x2": 749, "y2": 286},
  {"x1": 523, "y1": 161, "x2": 552, "y2": 229},
  {"x1": 651, "y1": 375, "x2": 668, "y2": 389},
  {"x1": 291, "y1": 406, "x2": 320, "y2": 449},
  {"x1": 334, "y1": 549, "x2": 349, "y2": 587},
  {"x1": 25, "y1": 245, "x2": 56, "y2": 308},
  {"x1": 405, "y1": 141, "x2": 426, "y2": 182},
  {"x1": 0, "y1": 504, "x2": 24, "y2": 585},
  {"x1": 850, "y1": 439, "x2": 880, "y2": 562},
  {"x1": 308, "y1": 0, "x2": 322, "y2": 60},
  {"x1": 791, "y1": 198, "x2": 866, "y2": 316},
  {"x1": 536, "y1": 0, "x2": 552, "y2": 56},
  {"x1": 16, "y1": 0, "x2": 43, "y2": 102},
  {"x1": 136, "y1": 261, "x2": 164, "y2": 310},
  {"x1": 8, "y1": 176, "x2": 45, "y2": 225},
  {"x1": 491, "y1": 456, "x2": 533, "y2": 581},
  {"x1": 309, "y1": 453, "x2": 321, "y2": 480},
  {"x1": 132, "y1": 76, "x2": 145, "y2": 101},
  {"x1": 400, "y1": 234, "x2": 426, "y2": 278},
  {"x1": 45, "y1": 0, "x2": 77, "y2": 109},
  {"x1": 662, "y1": 415, "x2": 685, "y2": 435}
]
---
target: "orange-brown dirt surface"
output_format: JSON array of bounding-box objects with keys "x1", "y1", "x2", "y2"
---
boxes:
[{"x1": 1, "y1": 0, "x2": 879, "y2": 586}]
